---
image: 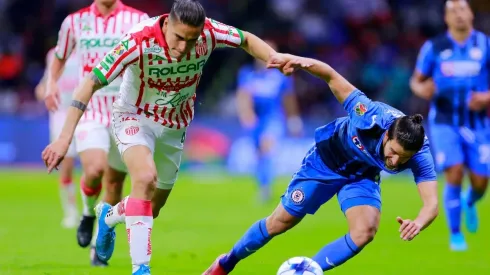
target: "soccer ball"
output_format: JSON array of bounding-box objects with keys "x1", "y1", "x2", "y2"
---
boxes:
[{"x1": 277, "y1": 257, "x2": 323, "y2": 275}]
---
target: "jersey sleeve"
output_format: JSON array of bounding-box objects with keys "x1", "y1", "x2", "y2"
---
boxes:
[
  {"x1": 408, "y1": 139, "x2": 437, "y2": 184},
  {"x1": 209, "y1": 18, "x2": 245, "y2": 49},
  {"x1": 54, "y1": 15, "x2": 76, "y2": 60},
  {"x1": 92, "y1": 34, "x2": 140, "y2": 86},
  {"x1": 415, "y1": 40, "x2": 435, "y2": 77}
]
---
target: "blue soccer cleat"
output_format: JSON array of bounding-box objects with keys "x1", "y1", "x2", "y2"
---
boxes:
[
  {"x1": 95, "y1": 203, "x2": 116, "y2": 262},
  {"x1": 133, "y1": 264, "x2": 151, "y2": 275},
  {"x1": 450, "y1": 232, "x2": 467, "y2": 251},
  {"x1": 462, "y1": 190, "x2": 479, "y2": 233}
]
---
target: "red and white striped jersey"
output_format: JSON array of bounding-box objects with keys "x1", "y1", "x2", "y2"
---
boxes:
[
  {"x1": 54, "y1": 1, "x2": 148, "y2": 126},
  {"x1": 46, "y1": 48, "x2": 79, "y2": 110},
  {"x1": 92, "y1": 15, "x2": 244, "y2": 129}
]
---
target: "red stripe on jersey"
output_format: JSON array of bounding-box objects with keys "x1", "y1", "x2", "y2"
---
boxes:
[
  {"x1": 144, "y1": 103, "x2": 150, "y2": 118},
  {"x1": 63, "y1": 28, "x2": 71, "y2": 59},
  {"x1": 104, "y1": 96, "x2": 110, "y2": 127},
  {"x1": 160, "y1": 106, "x2": 168, "y2": 126},
  {"x1": 209, "y1": 29, "x2": 216, "y2": 50},
  {"x1": 90, "y1": 99, "x2": 96, "y2": 121},
  {"x1": 163, "y1": 47, "x2": 172, "y2": 63},
  {"x1": 185, "y1": 101, "x2": 193, "y2": 120},
  {"x1": 135, "y1": 40, "x2": 146, "y2": 110},
  {"x1": 217, "y1": 39, "x2": 239, "y2": 47},
  {"x1": 175, "y1": 113, "x2": 181, "y2": 130},
  {"x1": 105, "y1": 46, "x2": 137, "y2": 80},
  {"x1": 153, "y1": 105, "x2": 160, "y2": 122},
  {"x1": 179, "y1": 102, "x2": 188, "y2": 127},
  {"x1": 98, "y1": 97, "x2": 103, "y2": 124},
  {"x1": 167, "y1": 108, "x2": 175, "y2": 128},
  {"x1": 112, "y1": 16, "x2": 117, "y2": 33},
  {"x1": 148, "y1": 53, "x2": 153, "y2": 65}
]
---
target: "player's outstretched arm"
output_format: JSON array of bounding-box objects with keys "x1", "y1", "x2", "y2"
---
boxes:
[
  {"x1": 396, "y1": 180, "x2": 438, "y2": 241},
  {"x1": 275, "y1": 56, "x2": 356, "y2": 104},
  {"x1": 240, "y1": 32, "x2": 277, "y2": 64}
]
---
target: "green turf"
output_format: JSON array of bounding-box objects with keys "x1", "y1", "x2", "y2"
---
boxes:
[{"x1": 0, "y1": 170, "x2": 489, "y2": 274}]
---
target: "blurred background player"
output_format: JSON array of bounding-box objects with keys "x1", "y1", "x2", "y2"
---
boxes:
[
  {"x1": 236, "y1": 40, "x2": 303, "y2": 202},
  {"x1": 35, "y1": 48, "x2": 79, "y2": 229},
  {"x1": 410, "y1": 0, "x2": 490, "y2": 251},
  {"x1": 43, "y1": 0, "x2": 148, "y2": 266}
]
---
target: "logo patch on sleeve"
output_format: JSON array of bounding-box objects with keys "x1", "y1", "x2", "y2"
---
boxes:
[
  {"x1": 291, "y1": 189, "x2": 305, "y2": 204},
  {"x1": 354, "y1": 102, "x2": 367, "y2": 116}
]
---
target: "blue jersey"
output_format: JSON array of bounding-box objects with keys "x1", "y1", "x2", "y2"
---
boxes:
[
  {"x1": 314, "y1": 90, "x2": 437, "y2": 184},
  {"x1": 237, "y1": 65, "x2": 293, "y2": 118},
  {"x1": 415, "y1": 31, "x2": 490, "y2": 129}
]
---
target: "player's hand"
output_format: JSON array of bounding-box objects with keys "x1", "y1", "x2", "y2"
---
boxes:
[
  {"x1": 417, "y1": 79, "x2": 436, "y2": 101},
  {"x1": 240, "y1": 114, "x2": 257, "y2": 129},
  {"x1": 266, "y1": 53, "x2": 293, "y2": 74},
  {"x1": 396, "y1": 216, "x2": 422, "y2": 241},
  {"x1": 44, "y1": 80, "x2": 60, "y2": 112},
  {"x1": 42, "y1": 138, "x2": 70, "y2": 173},
  {"x1": 468, "y1": 92, "x2": 490, "y2": 111},
  {"x1": 281, "y1": 58, "x2": 313, "y2": 76}
]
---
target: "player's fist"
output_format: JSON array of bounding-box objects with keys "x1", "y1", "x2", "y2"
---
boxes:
[
  {"x1": 42, "y1": 138, "x2": 70, "y2": 173},
  {"x1": 44, "y1": 80, "x2": 61, "y2": 112},
  {"x1": 417, "y1": 79, "x2": 436, "y2": 101},
  {"x1": 396, "y1": 216, "x2": 422, "y2": 241}
]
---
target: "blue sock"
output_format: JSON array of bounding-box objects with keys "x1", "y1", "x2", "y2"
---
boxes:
[
  {"x1": 312, "y1": 233, "x2": 361, "y2": 271},
  {"x1": 467, "y1": 186, "x2": 485, "y2": 206},
  {"x1": 257, "y1": 154, "x2": 273, "y2": 188},
  {"x1": 219, "y1": 218, "x2": 271, "y2": 272},
  {"x1": 444, "y1": 183, "x2": 461, "y2": 234}
]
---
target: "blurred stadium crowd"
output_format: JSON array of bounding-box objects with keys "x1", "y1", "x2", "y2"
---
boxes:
[{"x1": 0, "y1": 0, "x2": 489, "y2": 120}]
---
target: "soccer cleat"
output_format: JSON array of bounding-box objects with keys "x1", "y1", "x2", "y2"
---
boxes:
[
  {"x1": 450, "y1": 233, "x2": 468, "y2": 251},
  {"x1": 77, "y1": 215, "x2": 96, "y2": 247},
  {"x1": 90, "y1": 246, "x2": 108, "y2": 267},
  {"x1": 202, "y1": 255, "x2": 228, "y2": 275},
  {"x1": 462, "y1": 191, "x2": 479, "y2": 233},
  {"x1": 133, "y1": 264, "x2": 151, "y2": 275},
  {"x1": 95, "y1": 203, "x2": 116, "y2": 262}
]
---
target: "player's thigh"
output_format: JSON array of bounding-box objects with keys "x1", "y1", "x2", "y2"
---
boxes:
[
  {"x1": 112, "y1": 112, "x2": 157, "y2": 189},
  {"x1": 429, "y1": 124, "x2": 464, "y2": 172},
  {"x1": 337, "y1": 178, "x2": 381, "y2": 214},
  {"x1": 152, "y1": 127, "x2": 186, "y2": 191},
  {"x1": 281, "y1": 146, "x2": 345, "y2": 218},
  {"x1": 462, "y1": 128, "x2": 490, "y2": 178},
  {"x1": 258, "y1": 119, "x2": 284, "y2": 153}
]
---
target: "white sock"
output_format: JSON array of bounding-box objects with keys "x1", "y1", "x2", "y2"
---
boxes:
[
  {"x1": 59, "y1": 179, "x2": 78, "y2": 217},
  {"x1": 80, "y1": 177, "x2": 101, "y2": 217},
  {"x1": 125, "y1": 198, "x2": 153, "y2": 272},
  {"x1": 106, "y1": 196, "x2": 129, "y2": 228}
]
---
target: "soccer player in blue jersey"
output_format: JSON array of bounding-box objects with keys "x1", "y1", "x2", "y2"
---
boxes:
[
  {"x1": 236, "y1": 40, "x2": 303, "y2": 202},
  {"x1": 410, "y1": 0, "x2": 489, "y2": 251},
  {"x1": 203, "y1": 55, "x2": 439, "y2": 274}
]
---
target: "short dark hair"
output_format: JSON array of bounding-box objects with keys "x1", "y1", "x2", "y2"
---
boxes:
[
  {"x1": 387, "y1": 114, "x2": 425, "y2": 152},
  {"x1": 170, "y1": 0, "x2": 206, "y2": 27}
]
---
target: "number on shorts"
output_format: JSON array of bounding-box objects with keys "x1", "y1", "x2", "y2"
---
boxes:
[{"x1": 478, "y1": 144, "x2": 490, "y2": 164}]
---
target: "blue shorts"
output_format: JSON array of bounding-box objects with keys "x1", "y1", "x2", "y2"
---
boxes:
[
  {"x1": 251, "y1": 116, "x2": 285, "y2": 148},
  {"x1": 281, "y1": 146, "x2": 381, "y2": 218},
  {"x1": 429, "y1": 124, "x2": 490, "y2": 176}
]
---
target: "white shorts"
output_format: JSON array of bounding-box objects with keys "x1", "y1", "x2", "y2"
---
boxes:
[
  {"x1": 50, "y1": 110, "x2": 77, "y2": 158},
  {"x1": 74, "y1": 120, "x2": 126, "y2": 172},
  {"x1": 112, "y1": 112, "x2": 186, "y2": 190}
]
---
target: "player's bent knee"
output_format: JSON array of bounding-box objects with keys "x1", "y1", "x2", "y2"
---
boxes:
[
  {"x1": 132, "y1": 170, "x2": 157, "y2": 196},
  {"x1": 445, "y1": 164, "x2": 464, "y2": 184},
  {"x1": 349, "y1": 224, "x2": 378, "y2": 247},
  {"x1": 83, "y1": 163, "x2": 105, "y2": 182},
  {"x1": 265, "y1": 204, "x2": 302, "y2": 236}
]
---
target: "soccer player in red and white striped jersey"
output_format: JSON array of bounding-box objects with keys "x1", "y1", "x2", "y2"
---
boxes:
[
  {"x1": 43, "y1": 0, "x2": 148, "y2": 267},
  {"x1": 42, "y1": 1, "x2": 290, "y2": 273}
]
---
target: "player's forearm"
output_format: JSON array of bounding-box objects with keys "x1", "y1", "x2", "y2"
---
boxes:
[
  {"x1": 47, "y1": 57, "x2": 66, "y2": 85},
  {"x1": 241, "y1": 32, "x2": 276, "y2": 63},
  {"x1": 300, "y1": 58, "x2": 356, "y2": 104},
  {"x1": 58, "y1": 74, "x2": 101, "y2": 142},
  {"x1": 414, "y1": 203, "x2": 439, "y2": 230}
]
